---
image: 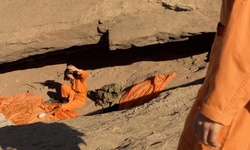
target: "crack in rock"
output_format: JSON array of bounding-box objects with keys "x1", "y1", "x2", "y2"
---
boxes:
[{"x1": 161, "y1": 2, "x2": 194, "y2": 11}]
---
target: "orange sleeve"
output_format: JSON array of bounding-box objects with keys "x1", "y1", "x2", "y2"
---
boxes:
[
  {"x1": 198, "y1": 1, "x2": 250, "y2": 125},
  {"x1": 72, "y1": 70, "x2": 88, "y2": 93},
  {"x1": 79, "y1": 70, "x2": 88, "y2": 80}
]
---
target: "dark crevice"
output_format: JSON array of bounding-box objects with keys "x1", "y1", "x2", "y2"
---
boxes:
[
  {"x1": 0, "y1": 32, "x2": 215, "y2": 74},
  {"x1": 161, "y1": 2, "x2": 193, "y2": 11}
]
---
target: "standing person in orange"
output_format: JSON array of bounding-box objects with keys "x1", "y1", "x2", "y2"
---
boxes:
[{"x1": 177, "y1": 0, "x2": 250, "y2": 150}]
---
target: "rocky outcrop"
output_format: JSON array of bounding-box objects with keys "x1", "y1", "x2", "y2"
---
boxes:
[{"x1": 0, "y1": 0, "x2": 221, "y2": 64}]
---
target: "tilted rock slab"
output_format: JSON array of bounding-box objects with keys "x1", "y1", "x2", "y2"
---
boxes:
[{"x1": 0, "y1": 0, "x2": 221, "y2": 64}]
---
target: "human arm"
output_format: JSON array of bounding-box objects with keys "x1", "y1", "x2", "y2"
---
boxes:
[
  {"x1": 191, "y1": 2, "x2": 250, "y2": 147},
  {"x1": 198, "y1": 18, "x2": 250, "y2": 126}
]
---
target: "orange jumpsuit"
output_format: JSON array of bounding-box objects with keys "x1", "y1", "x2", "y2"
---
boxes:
[
  {"x1": 60, "y1": 70, "x2": 88, "y2": 111},
  {"x1": 177, "y1": 0, "x2": 250, "y2": 149},
  {"x1": 119, "y1": 72, "x2": 177, "y2": 110}
]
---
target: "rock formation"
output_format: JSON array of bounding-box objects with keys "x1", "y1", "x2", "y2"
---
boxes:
[{"x1": 0, "y1": 0, "x2": 221, "y2": 64}]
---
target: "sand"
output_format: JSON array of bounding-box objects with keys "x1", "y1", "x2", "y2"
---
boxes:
[{"x1": 0, "y1": 33, "x2": 213, "y2": 150}]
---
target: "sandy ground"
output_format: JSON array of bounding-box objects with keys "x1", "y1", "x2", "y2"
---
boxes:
[{"x1": 0, "y1": 33, "x2": 214, "y2": 150}]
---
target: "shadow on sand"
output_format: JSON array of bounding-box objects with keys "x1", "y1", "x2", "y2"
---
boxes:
[
  {"x1": 37, "y1": 80, "x2": 62, "y2": 100},
  {"x1": 0, "y1": 122, "x2": 85, "y2": 150}
]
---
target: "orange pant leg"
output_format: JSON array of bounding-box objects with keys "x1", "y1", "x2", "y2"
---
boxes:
[
  {"x1": 61, "y1": 84, "x2": 75, "y2": 101},
  {"x1": 61, "y1": 93, "x2": 86, "y2": 110}
]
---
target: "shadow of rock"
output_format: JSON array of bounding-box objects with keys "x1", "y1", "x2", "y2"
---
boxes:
[
  {"x1": 84, "y1": 104, "x2": 120, "y2": 116},
  {"x1": 166, "y1": 77, "x2": 205, "y2": 92},
  {"x1": 0, "y1": 122, "x2": 85, "y2": 150},
  {"x1": 0, "y1": 32, "x2": 214, "y2": 73}
]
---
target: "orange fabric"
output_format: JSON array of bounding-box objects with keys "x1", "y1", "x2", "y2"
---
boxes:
[
  {"x1": 178, "y1": 0, "x2": 250, "y2": 149},
  {"x1": 0, "y1": 70, "x2": 88, "y2": 125},
  {"x1": 61, "y1": 70, "x2": 88, "y2": 110},
  {"x1": 71, "y1": 70, "x2": 88, "y2": 93},
  {"x1": 119, "y1": 72, "x2": 177, "y2": 110},
  {"x1": 61, "y1": 84, "x2": 76, "y2": 102},
  {"x1": 0, "y1": 93, "x2": 78, "y2": 125}
]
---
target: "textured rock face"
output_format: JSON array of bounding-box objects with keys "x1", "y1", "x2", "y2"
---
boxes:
[{"x1": 0, "y1": 0, "x2": 221, "y2": 64}]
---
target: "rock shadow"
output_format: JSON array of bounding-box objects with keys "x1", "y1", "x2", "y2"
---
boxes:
[
  {"x1": 166, "y1": 77, "x2": 205, "y2": 91},
  {"x1": 0, "y1": 122, "x2": 85, "y2": 150},
  {"x1": 0, "y1": 32, "x2": 214, "y2": 73}
]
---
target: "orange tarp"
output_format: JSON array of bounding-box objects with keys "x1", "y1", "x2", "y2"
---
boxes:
[
  {"x1": 0, "y1": 93, "x2": 78, "y2": 125},
  {"x1": 119, "y1": 72, "x2": 177, "y2": 110}
]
